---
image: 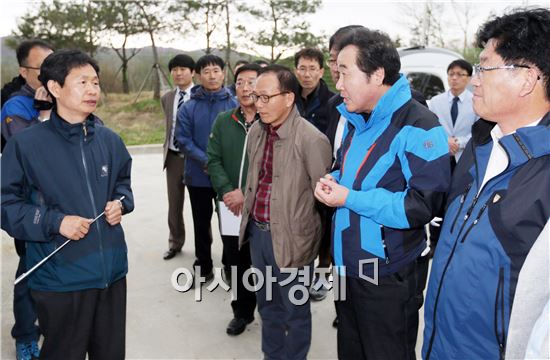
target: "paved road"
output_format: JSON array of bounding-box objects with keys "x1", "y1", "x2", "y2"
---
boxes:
[{"x1": 1, "y1": 151, "x2": 424, "y2": 359}]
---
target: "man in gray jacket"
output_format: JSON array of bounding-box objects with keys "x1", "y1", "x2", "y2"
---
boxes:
[{"x1": 239, "y1": 65, "x2": 332, "y2": 360}]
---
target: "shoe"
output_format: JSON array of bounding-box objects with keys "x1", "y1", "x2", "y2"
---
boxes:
[
  {"x1": 332, "y1": 316, "x2": 339, "y2": 328},
  {"x1": 223, "y1": 268, "x2": 232, "y2": 287},
  {"x1": 163, "y1": 249, "x2": 181, "y2": 260},
  {"x1": 190, "y1": 269, "x2": 214, "y2": 288},
  {"x1": 16, "y1": 340, "x2": 40, "y2": 360},
  {"x1": 226, "y1": 317, "x2": 254, "y2": 336},
  {"x1": 309, "y1": 276, "x2": 329, "y2": 301}
]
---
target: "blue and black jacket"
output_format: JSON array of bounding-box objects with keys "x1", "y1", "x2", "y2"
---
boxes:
[
  {"x1": 1, "y1": 85, "x2": 40, "y2": 149},
  {"x1": 422, "y1": 113, "x2": 550, "y2": 360},
  {"x1": 331, "y1": 75, "x2": 450, "y2": 279},
  {"x1": 1, "y1": 110, "x2": 134, "y2": 292},
  {"x1": 176, "y1": 85, "x2": 237, "y2": 187}
]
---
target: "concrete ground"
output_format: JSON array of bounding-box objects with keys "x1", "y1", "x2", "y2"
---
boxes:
[{"x1": 1, "y1": 149, "x2": 424, "y2": 359}]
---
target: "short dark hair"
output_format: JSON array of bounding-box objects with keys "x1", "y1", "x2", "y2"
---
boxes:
[
  {"x1": 39, "y1": 49, "x2": 99, "y2": 97},
  {"x1": 476, "y1": 7, "x2": 550, "y2": 100},
  {"x1": 16, "y1": 39, "x2": 54, "y2": 67},
  {"x1": 168, "y1": 54, "x2": 195, "y2": 72},
  {"x1": 447, "y1": 59, "x2": 473, "y2": 76},
  {"x1": 258, "y1": 64, "x2": 299, "y2": 104},
  {"x1": 253, "y1": 59, "x2": 270, "y2": 67},
  {"x1": 235, "y1": 59, "x2": 249, "y2": 67},
  {"x1": 338, "y1": 28, "x2": 400, "y2": 86},
  {"x1": 195, "y1": 54, "x2": 225, "y2": 73},
  {"x1": 294, "y1": 48, "x2": 325, "y2": 68},
  {"x1": 234, "y1": 63, "x2": 262, "y2": 80},
  {"x1": 329, "y1": 25, "x2": 364, "y2": 52}
]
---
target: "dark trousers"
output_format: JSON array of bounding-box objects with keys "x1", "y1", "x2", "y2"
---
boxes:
[
  {"x1": 248, "y1": 221, "x2": 312, "y2": 360},
  {"x1": 429, "y1": 156, "x2": 456, "y2": 251},
  {"x1": 31, "y1": 277, "x2": 127, "y2": 360},
  {"x1": 187, "y1": 186, "x2": 217, "y2": 274},
  {"x1": 221, "y1": 236, "x2": 256, "y2": 319},
  {"x1": 12, "y1": 239, "x2": 40, "y2": 343},
  {"x1": 336, "y1": 261, "x2": 419, "y2": 360},
  {"x1": 165, "y1": 150, "x2": 186, "y2": 251}
]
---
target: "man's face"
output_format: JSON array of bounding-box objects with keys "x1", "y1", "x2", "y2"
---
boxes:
[
  {"x1": 20, "y1": 46, "x2": 53, "y2": 90},
  {"x1": 253, "y1": 72, "x2": 293, "y2": 127},
  {"x1": 199, "y1": 64, "x2": 224, "y2": 92},
  {"x1": 328, "y1": 48, "x2": 339, "y2": 83},
  {"x1": 447, "y1": 65, "x2": 470, "y2": 95},
  {"x1": 50, "y1": 64, "x2": 100, "y2": 121},
  {"x1": 171, "y1": 66, "x2": 194, "y2": 89},
  {"x1": 471, "y1": 39, "x2": 526, "y2": 122},
  {"x1": 336, "y1": 45, "x2": 379, "y2": 113},
  {"x1": 295, "y1": 57, "x2": 324, "y2": 92},
  {"x1": 235, "y1": 70, "x2": 257, "y2": 108}
]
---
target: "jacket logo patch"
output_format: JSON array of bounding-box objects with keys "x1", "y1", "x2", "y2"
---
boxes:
[
  {"x1": 423, "y1": 140, "x2": 433, "y2": 149},
  {"x1": 5, "y1": 117, "x2": 12, "y2": 124},
  {"x1": 493, "y1": 193, "x2": 501, "y2": 203},
  {"x1": 100, "y1": 165, "x2": 108, "y2": 177},
  {"x1": 33, "y1": 209, "x2": 41, "y2": 224}
]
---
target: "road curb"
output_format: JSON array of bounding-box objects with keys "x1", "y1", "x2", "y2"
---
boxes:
[{"x1": 127, "y1": 143, "x2": 163, "y2": 155}]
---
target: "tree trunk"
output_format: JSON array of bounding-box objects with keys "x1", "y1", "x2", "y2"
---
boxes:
[{"x1": 149, "y1": 30, "x2": 161, "y2": 100}]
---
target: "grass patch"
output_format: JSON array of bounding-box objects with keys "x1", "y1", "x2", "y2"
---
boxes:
[{"x1": 95, "y1": 91, "x2": 165, "y2": 146}]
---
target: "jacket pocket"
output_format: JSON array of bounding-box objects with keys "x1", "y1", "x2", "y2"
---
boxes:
[{"x1": 493, "y1": 267, "x2": 506, "y2": 360}]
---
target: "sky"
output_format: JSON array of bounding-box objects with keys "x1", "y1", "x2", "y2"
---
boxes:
[{"x1": 1, "y1": 0, "x2": 549, "y2": 56}]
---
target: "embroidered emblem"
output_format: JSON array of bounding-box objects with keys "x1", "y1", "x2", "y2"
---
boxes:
[
  {"x1": 33, "y1": 209, "x2": 41, "y2": 224},
  {"x1": 493, "y1": 193, "x2": 501, "y2": 203},
  {"x1": 423, "y1": 140, "x2": 433, "y2": 149},
  {"x1": 101, "y1": 165, "x2": 108, "y2": 177},
  {"x1": 5, "y1": 117, "x2": 12, "y2": 124}
]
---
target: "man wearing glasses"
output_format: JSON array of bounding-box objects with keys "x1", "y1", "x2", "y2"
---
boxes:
[
  {"x1": 428, "y1": 59, "x2": 479, "y2": 167},
  {"x1": 423, "y1": 8, "x2": 550, "y2": 360},
  {"x1": 1, "y1": 39, "x2": 53, "y2": 360},
  {"x1": 239, "y1": 65, "x2": 331, "y2": 359},
  {"x1": 207, "y1": 63, "x2": 262, "y2": 336},
  {"x1": 294, "y1": 47, "x2": 335, "y2": 134}
]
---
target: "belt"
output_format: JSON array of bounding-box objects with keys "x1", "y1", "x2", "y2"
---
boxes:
[{"x1": 252, "y1": 219, "x2": 270, "y2": 232}]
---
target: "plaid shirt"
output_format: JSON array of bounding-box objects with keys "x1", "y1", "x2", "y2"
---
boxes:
[{"x1": 251, "y1": 125, "x2": 279, "y2": 223}]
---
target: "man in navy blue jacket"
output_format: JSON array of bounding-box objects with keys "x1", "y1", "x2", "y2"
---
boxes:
[
  {"x1": 177, "y1": 54, "x2": 237, "y2": 282},
  {"x1": 1, "y1": 49, "x2": 134, "y2": 360},
  {"x1": 423, "y1": 8, "x2": 550, "y2": 360}
]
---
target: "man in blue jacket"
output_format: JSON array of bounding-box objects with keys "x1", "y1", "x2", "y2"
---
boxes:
[
  {"x1": 177, "y1": 54, "x2": 237, "y2": 282},
  {"x1": 314, "y1": 28, "x2": 450, "y2": 359},
  {"x1": 1, "y1": 39, "x2": 53, "y2": 360},
  {"x1": 423, "y1": 8, "x2": 550, "y2": 360},
  {"x1": 1, "y1": 49, "x2": 134, "y2": 360}
]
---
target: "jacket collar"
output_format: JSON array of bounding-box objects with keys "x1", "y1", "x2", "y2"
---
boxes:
[
  {"x1": 258, "y1": 105, "x2": 300, "y2": 140},
  {"x1": 337, "y1": 74, "x2": 411, "y2": 133},
  {"x1": 50, "y1": 108, "x2": 97, "y2": 142},
  {"x1": 190, "y1": 84, "x2": 232, "y2": 101}
]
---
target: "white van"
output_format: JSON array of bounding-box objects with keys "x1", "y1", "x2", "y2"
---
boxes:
[{"x1": 399, "y1": 46, "x2": 464, "y2": 100}]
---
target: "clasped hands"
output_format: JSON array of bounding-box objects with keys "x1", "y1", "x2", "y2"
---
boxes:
[{"x1": 59, "y1": 200, "x2": 123, "y2": 241}]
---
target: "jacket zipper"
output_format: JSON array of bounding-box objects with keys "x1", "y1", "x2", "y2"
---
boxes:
[
  {"x1": 450, "y1": 183, "x2": 472, "y2": 233},
  {"x1": 80, "y1": 123, "x2": 108, "y2": 288},
  {"x1": 459, "y1": 203, "x2": 488, "y2": 243},
  {"x1": 494, "y1": 267, "x2": 506, "y2": 360}
]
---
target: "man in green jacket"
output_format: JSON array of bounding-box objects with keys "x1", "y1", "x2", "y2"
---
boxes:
[{"x1": 207, "y1": 63, "x2": 261, "y2": 336}]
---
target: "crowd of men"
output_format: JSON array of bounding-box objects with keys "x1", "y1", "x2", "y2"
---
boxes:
[{"x1": 1, "y1": 7, "x2": 549, "y2": 360}]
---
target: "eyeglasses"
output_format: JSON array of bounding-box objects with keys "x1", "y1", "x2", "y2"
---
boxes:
[
  {"x1": 448, "y1": 72, "x2": 469, "y2": 78},
  {"x1": 473, "y1": 64, "x2": 531, "y2": 78},
  {"x1": 235, "y1": 80, "x2": 256, "y2": 88},
  {"x1": 21, "y1": 65, "x2": 40, "y2": 70},
  {"x1": 250, "y1": 92, "x2": 289, "y2": 103},
  {"x1": 296, "y1": 67, "x2": 321, "y2": 74},
  {"x1": 326, "y1": 59, "x2": 337, "y2": 68}
]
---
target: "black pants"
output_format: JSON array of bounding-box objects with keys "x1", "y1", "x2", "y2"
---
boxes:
[
  {"x1": 187, "y1": 186, "x2": 217, "y2": 274},
  {"x1": 31, "y1": 277, "x2": 127, "y2": 360},
  {"x1": 12, "y1": 239, "x2": 40, "y2": 343},
  {"x1": 222, "y1": 237, "x2": 256, "y2": 319},
  {"x1": 336, "y1": 261, "x2": 418, "y2": 360}
]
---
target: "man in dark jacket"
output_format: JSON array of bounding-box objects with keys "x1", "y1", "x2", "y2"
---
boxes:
[
  {"x1": 0, "y1": 39, "x2": 53, "y2": 360},
  {"x1": 177, "y1": 54, "x2": 237, "y2": 282},
  {"x1": 1, "y1": 49, "x2": 134, "y2": 360},
  {"x1": 294, "y1": 47, "x2": 335, "y2": 134},
  {"x1": 423, "y1": 8, "x2": 550, "y2": 360},
  {"x1": 207, "y1": 63, "x2": 261, "y2": 336}
]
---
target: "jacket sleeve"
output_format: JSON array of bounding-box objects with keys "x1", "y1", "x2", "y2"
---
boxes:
[
  {"x1": 111, "y1": 137, "x2": 134, "y2": 215},
  {"x1": 207, "y1": 114, "x2": 234, "y2": 197},
  {"x1": 176, "y1": 102, "x2": 208, "y2": 166},
  {"x1": 1, "y1": 139, "x2": 65, "y2": 242},
  {"x1": 344, "y1": 125, "x2": 450, "y2": 229},
  {"x1": 306, "y1": 133, "x2": 333, "y2": 191}
]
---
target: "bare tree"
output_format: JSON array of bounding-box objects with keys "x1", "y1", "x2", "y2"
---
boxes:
[
  {"x1": 402, "y1": 1, "x2": 446, "y2": 48},
  {"x1": 451, "y1": 1, "x2": 473, "y2": 54}
]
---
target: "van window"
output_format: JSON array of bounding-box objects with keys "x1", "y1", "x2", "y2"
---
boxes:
[{"x1": 406, "y1": 72, "x2": 445, "y2": 100}]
